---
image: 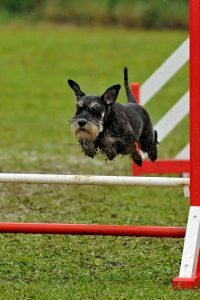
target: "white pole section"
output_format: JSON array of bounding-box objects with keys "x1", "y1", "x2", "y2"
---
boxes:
[
  {"x1": 154, "y1": 91, "x2": 189, "y2": 142},
  {"x1": 176, "y1": 144, "x2": 190, "y2": 159},
  {"x1": 179, "y1": 206, "x2": 200, "y2": 277},
  {"x1": 141, "y1": 38, "x2": 189, "y2": 105},
  {"x1": 0, "y1": 173, "x2": 190, "y2": 187}
]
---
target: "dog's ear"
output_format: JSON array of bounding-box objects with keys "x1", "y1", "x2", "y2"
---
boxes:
[
  {"x1": 101, "y1": 84, "x2": 121, "y2": 105},
  {"x1": 68, "y1": 79, "x2": 85, "y2": 99}
]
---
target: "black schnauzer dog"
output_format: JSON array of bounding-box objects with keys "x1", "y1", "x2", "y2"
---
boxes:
[{"x1": 67, "y1": 67, "x2": 158, "y2": 166}]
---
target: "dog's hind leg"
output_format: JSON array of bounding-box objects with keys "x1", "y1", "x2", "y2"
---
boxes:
[
  {"x1": 140, "y1": 130, "x2": 158, "y2": 162},
  {"x1": 148, "y1": 130, "x2": 159, "y2": 162},
  {"x1": 130, "y1": 143, "x2": 143, "y2": 167}
]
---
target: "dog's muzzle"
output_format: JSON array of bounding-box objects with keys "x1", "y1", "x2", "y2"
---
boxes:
[{"x1": 70, "y1": 118, "x2": 101, "y2": 141}]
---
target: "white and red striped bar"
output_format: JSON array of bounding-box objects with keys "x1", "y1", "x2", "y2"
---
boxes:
[{"x1": 0, "y1": 173, "x2": 190, "y2": 187}]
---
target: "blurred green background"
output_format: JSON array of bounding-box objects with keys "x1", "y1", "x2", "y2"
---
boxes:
[{"x1": 0, "y1": 0, "x2": 188, "y2": 29}]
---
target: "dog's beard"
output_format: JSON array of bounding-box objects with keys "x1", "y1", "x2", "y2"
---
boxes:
[{"x1": 70, "y1": 120, "x2": 102, "y2": 141}]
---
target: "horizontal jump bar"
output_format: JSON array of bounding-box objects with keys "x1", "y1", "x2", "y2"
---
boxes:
[
  {"x1": 0, "y1": 223, "x2": 186, "y2": 237},
  {"x1": 0, "y1": 173, "x2": 190, "y2": 187}
]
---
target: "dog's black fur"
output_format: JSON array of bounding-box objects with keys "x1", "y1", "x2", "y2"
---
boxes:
[{"x1": 68, "y1": 67, "x2": 158, "y2": 166}]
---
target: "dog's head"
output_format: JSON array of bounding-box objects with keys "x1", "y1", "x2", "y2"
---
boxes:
[{"x1": 68, "y1": 79, "x2": 121, "y2": 141}]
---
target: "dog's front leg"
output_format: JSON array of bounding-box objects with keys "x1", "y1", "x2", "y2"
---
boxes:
[
  {"x1": 98, "y1": 135, "x2": 117, "y2": 161},
  {"x1": 79, "y1": 139, "x2": 97, "y2": 158}
]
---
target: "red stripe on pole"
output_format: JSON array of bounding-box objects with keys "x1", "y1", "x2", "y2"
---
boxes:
[
  {"x1": 132, "y1": 160, "x2": 190, "y2": 176},
  {"x1": 0, "y1": 223, "x2": 186, "y2": 237},
  {"x1": 190, "y1": 0, "x2": 200, "y2": 205},
  {"x1": 131, "y1": 82, "x2": 140, "y2": 104}
]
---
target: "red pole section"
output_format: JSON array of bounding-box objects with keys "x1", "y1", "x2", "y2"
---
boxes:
[
  {"x1": 0, "y1": 223, "x2": 186, "y2": 237},
  {"x1": 131, "y1": 82, "x2": 140, "y2": 104},
  {"x1": 190, "y1": 0, "x2": 200, "y2": 206}
]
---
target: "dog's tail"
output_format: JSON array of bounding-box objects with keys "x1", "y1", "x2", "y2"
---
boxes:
[
  {"x1": 154, "y1": 130, "x2": 159, "y2": 145},
  {"x1": 124, "y1": 66, "x2": 137, "y2": 103}
]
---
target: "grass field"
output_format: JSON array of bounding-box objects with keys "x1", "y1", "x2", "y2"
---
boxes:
[{"x1": 0, "y1": 22, "x2": 197, "y2": 299}]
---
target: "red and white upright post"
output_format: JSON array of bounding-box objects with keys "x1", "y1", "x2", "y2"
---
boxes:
[{"x1": 173, "y1": 0, "x2": 200, "y2": 289}]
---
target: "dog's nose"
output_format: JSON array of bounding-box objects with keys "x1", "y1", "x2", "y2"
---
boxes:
[{"x1": 78, "y1": 119, "x2": 87, "y2": 127}]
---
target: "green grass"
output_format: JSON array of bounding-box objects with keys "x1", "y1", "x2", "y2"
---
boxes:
[{"x1": 0, "y1": 22, "x2": 196, "y2": 299}]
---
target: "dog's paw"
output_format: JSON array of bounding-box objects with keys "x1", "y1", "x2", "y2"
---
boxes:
[
  {"x1": 134, "y1": 158, "x2": 143, "y2": 167},
  {"x1": 149, "y1": 155, "x2": 157, "y2": 162},
  {"x1": 106, "y1": 153, "x2": 116, "y2": 161},
  {"x1": 100, "y1": 147, "x2": 117, "y2": 161},
  {"x1": 148, "y1": 148, "x2": 157, "y2": 162},
  {"x1": 85, "y1": 153, "x2": 95, "y2": 159},
  {"x1": 85, "y1": 151, "x2": 97, "y2": 159}
]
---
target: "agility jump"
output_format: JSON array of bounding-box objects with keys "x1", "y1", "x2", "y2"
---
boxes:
[{"x1": 0, "y1": 0, "x2": 199, "y2": 291}]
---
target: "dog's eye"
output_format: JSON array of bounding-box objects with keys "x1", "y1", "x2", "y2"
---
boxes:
[
  {"x1": 76, "y1": 106, "x2": 82, "y2": 114},
  {"x1": 90, "y1": 108, "x2": 101, "y2": 115}
]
